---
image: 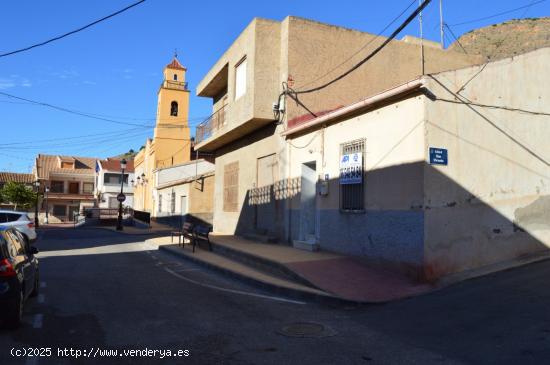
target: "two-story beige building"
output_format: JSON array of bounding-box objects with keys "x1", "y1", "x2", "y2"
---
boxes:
[
  {"x1": 34, "y1": 154, "x2": 96, "y2": 223},
  {"x1": 195, "y1": 16, "x2": 482, "y2": 244}
]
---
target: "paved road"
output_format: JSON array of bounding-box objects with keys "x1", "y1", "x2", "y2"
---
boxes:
[{"x1": 1, "y1": 227, "x2": 549, "y2": 364}]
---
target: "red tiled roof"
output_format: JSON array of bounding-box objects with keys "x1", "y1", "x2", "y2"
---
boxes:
[
  {"x1": 166, "y1": 57, "x2": 186, "y2": 70},
  {"x1": 99, "y1": 158, "x2": 135, "y2": 172},
  {"x1": 0, "y1": 172, "x2": 34, "y2": 184}
]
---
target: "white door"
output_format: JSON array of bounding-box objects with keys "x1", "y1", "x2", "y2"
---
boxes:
[{"x1": 180, "y1": 196, "x2": 187, "y2": 215}]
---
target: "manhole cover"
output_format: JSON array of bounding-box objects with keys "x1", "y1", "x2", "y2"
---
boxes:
[{"x1": 278, "y1": 322, "x2": 336, "y2": 338}]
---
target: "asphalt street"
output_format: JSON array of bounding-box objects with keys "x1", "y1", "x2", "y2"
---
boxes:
[{"x1": 1, "y1": 227, "x2": 549, "y2": 364}]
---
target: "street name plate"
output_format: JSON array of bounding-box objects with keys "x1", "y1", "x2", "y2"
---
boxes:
[{"x1": 429, "y1": 147, "x2": 448, "y2": 165}]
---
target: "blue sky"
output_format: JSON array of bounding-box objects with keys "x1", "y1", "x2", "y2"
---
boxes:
[{"x1": 1, "y1": 0, "x2": 548, "y2": 172}]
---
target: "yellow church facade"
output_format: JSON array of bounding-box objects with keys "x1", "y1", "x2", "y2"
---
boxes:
[{"x1": 134, "y1": 57, "x2": 191, "y2": 213}]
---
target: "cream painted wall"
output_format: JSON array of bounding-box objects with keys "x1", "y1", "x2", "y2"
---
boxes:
[
  {"x1": 423, "y1": 48, "x2": 550, "y2": 280},
  {"x1": 288, "y1": 95, "x2": 426, "y2": 211},
  {"x1": 212, "y1": 126, "x2": 283, "y2": 234}
]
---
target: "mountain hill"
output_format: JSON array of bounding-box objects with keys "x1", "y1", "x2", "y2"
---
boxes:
[{"x1": 449, "y1": 17, "x2": 550, "y2": 61}]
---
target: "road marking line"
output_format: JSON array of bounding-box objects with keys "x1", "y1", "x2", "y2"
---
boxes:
[
  {"x1": 40, "y1": 282, "x2": 46, "y2": 288},
  {"x1": 172, "y1": 267, "x2": 201, "y2": 272},
  {"x1": 32, "y1": 314, "x2": 43, "y2": 329},
  {"x1": 164, "y1": 268, "x2": 306, "y2": 305},
  {"x1": 37, "y1": 294, "x2": 45, "y2": 304}
]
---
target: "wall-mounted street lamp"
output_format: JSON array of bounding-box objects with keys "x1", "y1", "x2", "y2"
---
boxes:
[
  {"x1": 116, "y1": 159, "x2": 127, "y2": 231},
  {"x1": 33, "y1": 181, "x2": 40, "y2": 228}
]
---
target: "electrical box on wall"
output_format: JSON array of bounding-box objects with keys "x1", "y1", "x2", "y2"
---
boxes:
[{"x1": 318, "y1": 173, "x2": 329, "y2": 196}]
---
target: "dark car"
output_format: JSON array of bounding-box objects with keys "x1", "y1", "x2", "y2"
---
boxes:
[{"x1": 0, "y1": 226, "x2": 39, "y2": 328}]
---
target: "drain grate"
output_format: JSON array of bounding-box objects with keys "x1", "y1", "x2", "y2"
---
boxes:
[{"x1": 278, "y1": 322, "x2": 336, "y2": 338}]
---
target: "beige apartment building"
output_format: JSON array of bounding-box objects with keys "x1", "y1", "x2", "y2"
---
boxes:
[
  {"x1": 34, "y1": 154, "x2": 96, "y2": 223},
  {"x1": 195, "y1": 16, "x2": 481, "y2": 246}
]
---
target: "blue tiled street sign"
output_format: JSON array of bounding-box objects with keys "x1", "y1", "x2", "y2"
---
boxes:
[{"x1": 429, "y1": 147, "x2": 448, "y2": 165}]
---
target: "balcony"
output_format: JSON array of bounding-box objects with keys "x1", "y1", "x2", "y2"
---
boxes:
[
  {"x1": 161, "y1": 80, "x2": 188, "y2": 91},
  {"x1": 196, "y1": 105, "x2": 227, "y2": 145}
]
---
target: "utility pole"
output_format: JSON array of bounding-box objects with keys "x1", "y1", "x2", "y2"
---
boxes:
[
  {"x1": 419, "y1": 0, "x2": 425, "y2": 75},
  {"x1": 440, "y1": 0, "x2": 445, "y2": 48}
]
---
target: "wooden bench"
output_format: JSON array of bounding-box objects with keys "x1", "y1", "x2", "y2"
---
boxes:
[
  {"x1": 192, "y1": 225, "x2": 212, "y2": 253},
  {"x1": 171, "y1": 222, "x2": 194, "y2": 247}
]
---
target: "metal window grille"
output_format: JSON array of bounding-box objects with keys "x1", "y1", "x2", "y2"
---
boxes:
[
  {"x1": 340, "y1": 138, "x2": 365, "y2": 211},
  {"x1": 158, "y1": 194, "x2": 162, "y2": 213},
  {"x1": 171, "y1": 191, "x2": 176, "y2": 214}
]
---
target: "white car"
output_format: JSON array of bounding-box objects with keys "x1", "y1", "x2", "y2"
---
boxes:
[{"x1": 0, "y1": 210, "x2": 37, "y2": 243}]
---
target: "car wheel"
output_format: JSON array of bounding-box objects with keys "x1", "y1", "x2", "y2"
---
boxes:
[
  {"x1": 5, "y1": 290, "x2": 23, "y2": 329},
  {"x1": 30, "y1": 271, "x2": 39, "y2": 297}
]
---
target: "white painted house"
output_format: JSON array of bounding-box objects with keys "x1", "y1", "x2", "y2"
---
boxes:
[
  {"x1": 281, "y1": 47, "x2": 550, "y2": 282},
  {"x1": 95, "y1": 159, "x2": 134, "y2": 209}
]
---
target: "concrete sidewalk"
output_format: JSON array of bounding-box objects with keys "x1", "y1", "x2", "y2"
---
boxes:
[{"x1": 148, "y1": 234, "x2": 434, "y2": 304}]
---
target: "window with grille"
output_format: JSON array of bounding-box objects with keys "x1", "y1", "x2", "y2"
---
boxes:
[
  {"x1": 339, "y1": 139, "x2": 365, "y2": 211},
  {"x1": 223, "y1": 162, "x2": 239, "y2": 212},
  {"x1": 158, "y1": 194, "x2": 163, "y2": 212}
]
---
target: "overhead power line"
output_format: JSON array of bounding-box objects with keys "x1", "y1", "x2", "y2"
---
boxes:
[
  {"x1": 434, "y1": 97, "x2": 550, "y2": 117},
  {"x1": 444, "y1": 23, "x2": 468, "y2": 54},
  {"x1": 298, "y1": 0, "x2": 417, "y2": 90},
  {"x1": 292, "y1": 0, "x2": 432, "y2": 95},
  {"x1": 0, "y1": 0, "x2": 147, "y2": 58},
  {"x1": 430, "y1": 75, "x2": 550, "y2": 168},
  {"x1": 0, "y1": 91, "x2": 205, "y2": 129},
  {"x1": 0, "y1": 127, "x2": 146, "y2": 147},
  {"x1": 0, "y1": 90, "x2": 151, "y2": 127},
  {"x1": 448, "y1": 0, "x2": 548, "y2": 27},
  {"x1": 456, "y1": 0, "x2": 539, "y2": 94}
]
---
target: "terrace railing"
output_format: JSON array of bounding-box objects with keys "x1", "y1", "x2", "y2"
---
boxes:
[{"x1": 195, "y1": 105, "x2": 227, "y2": 145}]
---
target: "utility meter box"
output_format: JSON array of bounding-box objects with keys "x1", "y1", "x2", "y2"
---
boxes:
[{"x1": 318, "y1": 174, "x2": 329, "y2": 196}]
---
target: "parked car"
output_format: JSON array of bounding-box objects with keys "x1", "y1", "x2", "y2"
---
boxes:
[
  {"x1": 0, "y1": 210, "x2": 37, "y2": 243},
  {"x1": 0, "y1": 226, "x2": 39, "y2": 328}
]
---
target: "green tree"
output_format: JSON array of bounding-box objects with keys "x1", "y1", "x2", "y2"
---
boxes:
[{"x1": 0, "y1": 181, "x2": 37, "y2": 210}]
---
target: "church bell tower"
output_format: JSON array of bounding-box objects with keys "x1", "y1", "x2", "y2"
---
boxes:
[{"x1": 153, "y1": 54, "x2": 191, "y2": 168}]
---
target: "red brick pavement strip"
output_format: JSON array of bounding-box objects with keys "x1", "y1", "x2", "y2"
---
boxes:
[{"x1": 286, "y1": 257, "x2": 434, "y2": 303}]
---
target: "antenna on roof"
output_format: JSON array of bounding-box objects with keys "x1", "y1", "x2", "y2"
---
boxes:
[
  {"x1": 439, "y1": 0, "x2": 444, "y2": 48},
  {"x1": 419, "y1": 0, "x2": 425, "y2": 75}
]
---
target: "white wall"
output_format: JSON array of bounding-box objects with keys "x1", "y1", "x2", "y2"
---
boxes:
[
  {"x1": 286, "y1": 95, "x2": 426, "y2": 272},
  {"x1": 156, "y1": 159, "x2": 214, "y2": 187}
]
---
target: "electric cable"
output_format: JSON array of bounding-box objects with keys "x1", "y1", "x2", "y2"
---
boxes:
[
  {"x1": 0, "y1": 91, "x2": 206, "y2": 129},
  {"x1": 298, "y1": 0, "x2": 417, "y2": 90},
  {"x1": 448, "y1": 0, "x2": 548, "y2": 27},
  {"x1": 292, "y1": 0, "x2": 432, "y2": 95},
  {"x1": 429, "y1": 74, "x2": 550, "y2": 167},
  {"x1": 0, "y1": 0, "x2": 147, "y2": 58},
  {"x1": 455, "y1": 0, "x2": 540, "y2": 94}
]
